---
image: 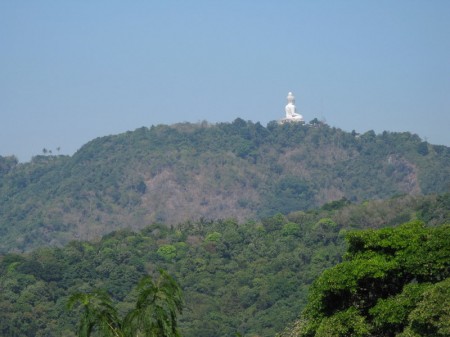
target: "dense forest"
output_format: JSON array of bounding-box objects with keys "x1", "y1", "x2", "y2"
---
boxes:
[
  {"x1": 1, "y1": 120, "x2": 450, "y2": 252},
  {"x1": 0, "y1": 193, "x2": 449, "y2": 337}
]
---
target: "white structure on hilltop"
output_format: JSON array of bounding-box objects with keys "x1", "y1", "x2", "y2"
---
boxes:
[{"x1": 279, "y1": 92, "x2": 304, "y2": 124}]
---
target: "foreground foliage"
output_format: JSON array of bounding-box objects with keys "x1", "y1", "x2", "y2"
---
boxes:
[
  {"x1": 123, "y1": 270, "x2": 183, "y2": 337},
  {"x1": 282, "y1": 222, "x2": 450, "y2": 337},
  {"x1": 68, "y1": 290, "x2": 122, "y2": 337},
  {"x1": 68, "y1": 270, "x2": 182, "y2": 337}
]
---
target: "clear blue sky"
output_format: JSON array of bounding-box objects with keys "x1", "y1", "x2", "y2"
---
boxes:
[{"x1": 1, "y1": 1, "x2": 449, "y2": 162}]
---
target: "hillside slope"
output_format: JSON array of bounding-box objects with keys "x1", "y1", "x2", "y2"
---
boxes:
[
  {"x1": 1, "y1": 119, "x2": 449, "y2": 252},
  {"x1": 0, "y1": 194, "x2": 449, "y2": 337}
]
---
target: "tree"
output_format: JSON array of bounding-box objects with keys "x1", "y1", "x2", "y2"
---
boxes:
[
  {"x1": 124, "y1": 269, "x2": 183, "y2": 337},
  {"x1": 286, "y1": 221, "x2": 450, "y2": 337},
  {"x1": 68, "y1": 270, "x2": 183, "y2": 337},
  {"x1": 67, "y1": 290, "x2": 123, "y2": 337},
  {"x1": 399, "y1": 278, "x2": 450, "y2": 336}
]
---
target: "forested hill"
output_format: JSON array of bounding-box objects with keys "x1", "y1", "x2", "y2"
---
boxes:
[
  {"x1": 0, "y1": 194, "x2": 449, "y2": 337},
  {"x1": 1, "y1": 119, "x2": 450, "y2": 252}
]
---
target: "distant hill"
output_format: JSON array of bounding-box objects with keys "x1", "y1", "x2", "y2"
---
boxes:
[{"x1": 1, "y1": 119, "x2": 449, "y2": 252}]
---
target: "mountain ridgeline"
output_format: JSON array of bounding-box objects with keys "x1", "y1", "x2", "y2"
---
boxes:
[{"x1": 1, "y1": 119, "x2": 449, "y2": 252}]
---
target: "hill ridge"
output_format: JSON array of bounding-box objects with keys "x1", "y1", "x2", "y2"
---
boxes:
[{"x1": 1, "y1": 119, "x2": 449, "y2": 252}]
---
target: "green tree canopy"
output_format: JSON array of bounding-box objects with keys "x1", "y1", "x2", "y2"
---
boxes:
[
  {"x1": 67, "y1": 290, "x2": 122, "y2": 337},
  {"x1": 286, "y1": 221, "x2": 450, "y2": 337},
  {"x1": 124, "y1": 269, "x2": 183, "y2": 337},
  {"x1": 68, "y1": 270, "x2": 183, "y2": 337}
]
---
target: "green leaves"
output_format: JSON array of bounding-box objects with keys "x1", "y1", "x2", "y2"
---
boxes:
[
  {"x1": 315, "y1": 308, "x2": 370, "y2": 337},
  {"x1": 124, "y1": 270, "x2": 183, "y2": 337},
  {"x1": 369, "y1": 282, "x2": 430, "y2": 332},
  {"x1": 295, "y1": 222, "x2": 450, "y2": 337},
  {"x1": 67, "y1": 290, "x2": 123, "y2": 337},
  {"x1": 400, "y1": 278, "x2": 450, "y2": 336},
  {"x1": 69, "y1": 270, "x2": 183, "y2": 337},
  {"x1": 157, "y1": 245, "x2": 177, "y2": 261}
]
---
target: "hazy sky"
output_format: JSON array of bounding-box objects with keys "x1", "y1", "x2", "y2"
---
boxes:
[{"x1": 1, "y1": 1, "x2": 449, "y2": 162}]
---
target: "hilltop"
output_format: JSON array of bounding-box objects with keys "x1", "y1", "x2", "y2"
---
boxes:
[{"x1": 1, "y1": 119, "x2": 449, "y2": 252}]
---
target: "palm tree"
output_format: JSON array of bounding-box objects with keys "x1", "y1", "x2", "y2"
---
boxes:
[
  {"x1": 123, "y1": 269, "x2": 183, "y2": 337},
  {"x1": 67, "y1": 290, "x2": 123, "y2": 337}
]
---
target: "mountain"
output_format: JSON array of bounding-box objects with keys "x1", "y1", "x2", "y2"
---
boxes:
[
  {"x1": 0, "y1": 194, "x2": 449, "y2": 337},
  {"x1": 1, "y1": 119, "x2": 450, "y2": 252}
]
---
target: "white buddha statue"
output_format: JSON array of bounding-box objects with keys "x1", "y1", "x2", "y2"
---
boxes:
[{"x1": 285, "y1": 92, "x2": 304, "y2": 122}]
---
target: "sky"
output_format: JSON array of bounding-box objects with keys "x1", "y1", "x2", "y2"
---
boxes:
[{"x1": 1, "y1": 1, "x2": 449, "y2": 162}]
